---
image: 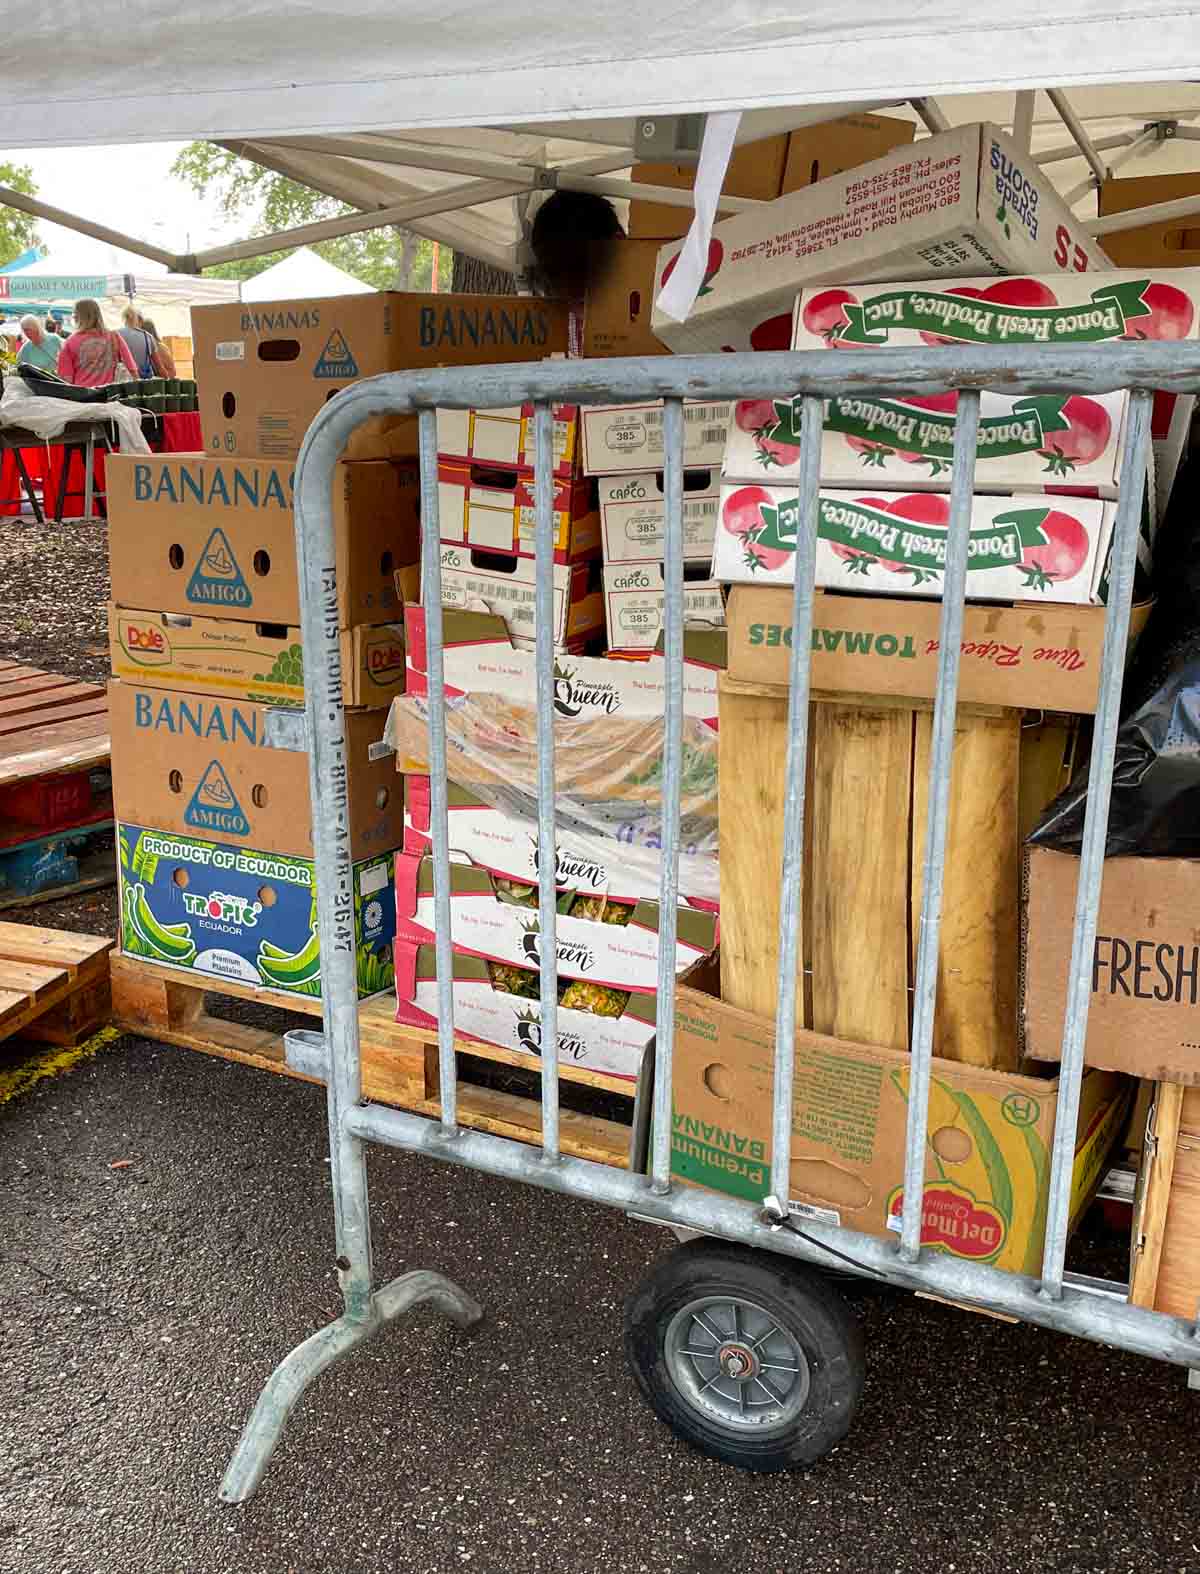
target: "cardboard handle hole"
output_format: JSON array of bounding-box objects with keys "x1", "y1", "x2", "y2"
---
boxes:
[
  {"x1": 375, "y1": 787, "x2": 390, "y2": 811},
  {"x1": 168, "y1": 769, "x2": 183, "y2": 794},
  {"x1": 257, "y1": 339, "x2": 300, "y2": 362},
  {"x1": 702, "y1": 1062, "x2": 733, "y2": 1100},
  {"x1": 381, "y1": 551, "x2": 394, "y2": 576},
  {"x1": 252, "y1": 550, "x2": 271, "y2": 578},
  {"x1": 251, "y1": 785, "x2": 268, "y2": 808},
  {"x1": 221, "y1": 393, "x2": 236, "y2": 418},
  {"x1": 257, "y1": 884, "x2": 277, "y2": 908},
  {"x1": 168, "y1": 543, "x2": 184, "y2": 570},
  {"x1": 931, "y1": 1125, "x2": 974, "y2": 1164},
  {"x1": 171, "y1": 866, "x2": 189, "y2": 889}
]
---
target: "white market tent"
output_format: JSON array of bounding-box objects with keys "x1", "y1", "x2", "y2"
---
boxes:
[
  {"x1": 0, "y1": 248, "x2": 238, "y2": 334},
  {"x1": 3, "y1": 7, "x2": 1200, "y2": 277},
  {"x1": 241, "y1": 248, "x2": 373, "y2": 302}
]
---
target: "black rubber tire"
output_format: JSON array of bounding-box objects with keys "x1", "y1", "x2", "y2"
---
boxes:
[{"x1": 624, "y1": 1240, "x2": 865, "y2": 1472}]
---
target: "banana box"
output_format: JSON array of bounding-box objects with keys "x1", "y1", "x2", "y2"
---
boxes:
[
  {"x1": 117, "y1": 823, "x2": 396, "y2": 1001},
  {"x1": 669, "y1": 974, "x2": 1131, "y2": 1275}
]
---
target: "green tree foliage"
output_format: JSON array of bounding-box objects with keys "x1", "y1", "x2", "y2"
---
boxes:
[
  {"x1": 171, "y1": 143, "x2": 452, "y2": 289},
  {"x1": 0, "y1": 162, "x2": 41, "y2": 268}
]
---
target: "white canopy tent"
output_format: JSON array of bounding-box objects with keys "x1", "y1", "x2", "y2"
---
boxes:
[
  {"x1": 240, "y1": 247, "x2": 373, "y2": 302},
  {"x1": 3, "y1": 8, "x2": 1200, "y2": 276},
  {"x1": 0, "y1": 250, "x2": 238, "y2": 334}
]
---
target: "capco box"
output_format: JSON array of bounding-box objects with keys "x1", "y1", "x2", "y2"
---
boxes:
[
  {"x1": 107, "y1": 453, "x2": 417, "y2": 628},
  {"x1": 192, "y1": 293, "x2": 570, "y2": 462}
]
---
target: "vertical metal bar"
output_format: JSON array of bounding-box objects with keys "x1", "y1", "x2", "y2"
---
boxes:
[
  {"x1": 293, "y1": 419, "x2": 376, "y2": 1317},
  {"x1": 769, "y1": 395, "x2": 824, "y2": 1207},
  {"x1": 418, "y1": 406, "x2": 458, "y2": 1134},
  {"x1": 532, "y1": 402, "x2": 560, "y2": 1160},
  {"x1": 1040, "y1": 389, "x2": 1153, "y2": 1296},
  {"x1": 649, "y1": 397, "x2": 685, "y2": 1194},
  {"x1": 898, "y1": 389, "x2": 981, "y2": 1263}
]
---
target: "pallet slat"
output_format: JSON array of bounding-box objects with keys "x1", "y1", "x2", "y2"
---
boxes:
[
  {"x1": 0, "y1": 921, "x2": 113, "y2": 978},
  {"x1": 0, "y1": 958, "x2": 70, "y2": 1001}
]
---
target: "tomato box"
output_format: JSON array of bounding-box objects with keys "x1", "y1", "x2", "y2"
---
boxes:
[
  {"x1": 107, "y1": 606, "x2": 405, "y2": 710},
  {"x1": 394, "y1": 850, "x2": 717, "y2": 995},
  {"x1": 581, "y1": 402, "x2": 732, "y2": 477},
  {"x1": 436, "y1": 541, "x2": 603, "y2": 650},
  {"x1": 402, "y1": 774, "x2": 721, "y2": 911},
  {"x1": 437, "y1": 460, "x2": 600, "y2": 564},
  {"x1": 118, "y1": 822, "x2": 396, "y2": 1000},
  {"x1": 436, "y1": 404, "x2": 580, "y2": 478},
  {"x1": 394, "y1": 937, "x2": 661, "y2": 1082},
  {"x1": 603, "y1": 564, "x2": 725, "y2": 653},
  {"x1": 724, "y1": 585, "x2": 1152, "y2": 714},
  {"x1": 108, "y1": 681, "x2": 403, "y2": 861},
  {"x1": 652, "y1": 122, "x2": 1110, "y2": 355},
  {"x1": 668, "y1": 974, "x2": 1130, "y2": 1275},
  {"x1": 598, "y1": 470, "x2": 720, "y2": 566},
  {"x1": 714, "y1": 483, "x2": 1117, "y2": 605}
]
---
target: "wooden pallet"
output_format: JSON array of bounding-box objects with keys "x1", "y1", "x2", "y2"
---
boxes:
[
  {"x1": 0, "y1": 662, "x2": 110, "y2": 789},
  {"x1": 1130, "y1": 1083, "x2": 1200, "y2": 1321},
  {"x1": 110, "y1": 953, "x2": 634, "y2": 1167},
  {"x1": 0, "y1": 922, "x2": 113, "y2": 1046}
]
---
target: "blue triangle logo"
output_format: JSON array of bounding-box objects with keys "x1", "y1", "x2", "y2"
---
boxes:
[
  {"x1": 313, "y1": 328, "x2": 358, "y2": 379},
  {"x1": 185, "y1": 760, "x2": 250, "y2": 837},
  {"x1": 186, "y1": 528, "x2": 252, "y2": 609}
]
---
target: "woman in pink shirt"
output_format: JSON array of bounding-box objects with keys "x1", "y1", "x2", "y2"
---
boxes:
[{"x1": 57, "y1": 298, "x2": 137, "y2": 387}]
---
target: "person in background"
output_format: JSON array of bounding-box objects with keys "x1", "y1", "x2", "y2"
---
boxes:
[
  {"x1": 17, "y1": 314, "x2": 64, "y2": 373},
  {"x1": 140, "y1": 317, "x2": 176, "y2": 378},
  {"x1": 57, "y1": 299, "x2": 137, "y2": 387},
  {"x1": 118, "y1": 304, "x2": 156, "y2": 379}
]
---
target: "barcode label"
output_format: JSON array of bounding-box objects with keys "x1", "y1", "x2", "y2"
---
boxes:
[
  {"x1": 684, "y1": 404, "x2": 730, "y2": 424},
  {"x1": 684, "y1": 499, "x2": 719, "y2": 520},
  {"x1": 699, "y1": 428, "x2": 725, "y2": 445},
  {"x1": 461, "y1": 579, "x2": 535, "y2": 604}
]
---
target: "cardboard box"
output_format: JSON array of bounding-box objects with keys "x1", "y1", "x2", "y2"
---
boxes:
[
  {"x1": 725, "y1": 585, "x2": 1152, "y2": 713},
  {"x1": 1130, "y1": 1084, "x2": 1200, "y2": 1319},
  {"x1": 436, "y1": 404, "x2": 580, "y2": 478},
  {"x1": 1024, "y1": 846, "x2": 1200, "y2": 1084},
  {"x1": 1098, "y1": 173, "x2": 1200, "y2": 269},
  {"x1": 714, "y1": 483, "x2": 1114, "y2": 604},
  {"x1": 670, "y1": 977, "x2": 1129, "y2": 1274},
  {"x1": 394, "y1": 850, "x2": 717, "y2": 995},
  {"x1": 598, "y1": 470, "x2": 719, "y2": 565},
  {"x1": 781, "y1": 113, "x2": 915, "y2": 194},
  {"x1": 107, "y1": 454, "x2": 417, "y2": 628},
  {"x1": 394, "y1": 937, "x2": 659, "y2": 1081},
  {"x1": 652, "y1": 123, "x2": 1111, "y2": 354},
  {"x1": 118, "y1": 822, "x2": 394, "y2": 1001},
  {"x1": 437, "y1": 461, "x2": 600, "y2": 563},
  {"x1": 628, "y1": 135, "x2": 788, "y2": 240},
  {"x1": 108, "y1": 681, "x2": 402, "y2": 861},
  {"x1": 403, "y1": 774, "x2": 720, "y2": 910},
  {"x1": 192, "y1": 293, "x2": 570, "y2": 462},
  {"x1": 603, "y1": 564, "x2": 724, "y2": 652},
  {"x1": 107, "y1": 606, "x2": 405, "y2": 710},
  {"x1": 581, "y1": 401, "x2": 732, "y2": 476},
  {"x1": 583, "y1": 239, "x2": 671, "y2": 357},
  {"x1": 436, "y1": 541, "x2": 603, "y2": 649},
  {"x1": 778, "y1": 269, "x2": 1200, "y2": 495}
]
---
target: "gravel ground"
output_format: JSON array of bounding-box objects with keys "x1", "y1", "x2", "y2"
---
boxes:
[{"x1": 0, "y1": 516, "x2": 111, "y2": 685}]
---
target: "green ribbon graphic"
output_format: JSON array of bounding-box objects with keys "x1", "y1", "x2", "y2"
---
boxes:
[
  {"x1": 750, "y1": 496, "x2": 1054, "y2": 577},
  {"x1": 834, "y1": 278, "x2": 1152, "y2": 346},
  {"x1": 767, "y1": 395, "x2": 1070, "y2": 464}
]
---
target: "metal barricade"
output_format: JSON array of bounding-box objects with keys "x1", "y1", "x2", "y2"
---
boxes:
[{"x1": 221, "y1": 342, "x2": 1200, "y2": 1502}]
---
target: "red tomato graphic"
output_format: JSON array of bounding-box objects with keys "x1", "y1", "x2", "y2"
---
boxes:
[
  {"x1": 722, "y1": 484, "x2": 791, "y2": 573},
  {"x1": 734, "y1": 397, "x2": 801, "y2": 469},
  {"x1": 1122, "y1": 281, "x2": 1195, "y2": 341},
  {"x1": 1040, "y1": 395, "x2": 1111, "y2": 476},
  {"x1": 801, "y1": 288, "x2": 859, "y2": 343},
  {"x1": 1020, "y1": 509, "x2": 1091, "y2": 591},
  {"x1": 659, "y1": 237, "x2": 724, "y2": 297}
]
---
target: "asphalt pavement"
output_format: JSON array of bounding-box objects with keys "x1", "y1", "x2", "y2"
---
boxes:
[{"x1": 3, "y1": 1034, "x2": 1200, "y2": 1574}]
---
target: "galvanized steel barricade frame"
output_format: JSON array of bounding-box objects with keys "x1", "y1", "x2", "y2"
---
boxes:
[{"x1": 221, "y1": 343, "x2": 1200, "y2": 1503}]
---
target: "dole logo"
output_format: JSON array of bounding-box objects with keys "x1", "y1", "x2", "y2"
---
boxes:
[
  {"x1": 367, "y1": 641, "x2": 405, "y2": 677},
  {"x1": 123, "y1": 622, "x2": 169, "y2": 664},
  {"x1": 886, "y1": 1182, "x2": 1007, "y2": 1261}
]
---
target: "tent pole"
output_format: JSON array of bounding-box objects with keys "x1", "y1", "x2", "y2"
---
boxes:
[
  {"x1": 1066, "y1": 126, "x2": 1158, "y2": 207},
  {"x1": 555, "y1": 173, "x2": 762, "y2": 211},
  {"x1": 911, "y1": 98, "x2": 950, "y2": 135},
  {"x1": 1047, "y1": 89, "x2": 1108, "y2": 185},
  {"x1": 1011, "y1": 91, "x2": 1036, "y2": 151},
  {"x1": 0, "y1": 186, "x2": 181, "y2": 271},
  {"x1": 192, "y1": 179, "x2": 532, "y2": 269},
  {"x1": 261, "y1": 135, "x2": 530, "y2": 184},
  {"x1": 1036, "y1": 130, "x2": 1150, "y2": 167}
]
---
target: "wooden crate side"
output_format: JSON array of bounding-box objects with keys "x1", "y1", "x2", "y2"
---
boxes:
[
  {"x1": 808, "y1": 702, "x2": 912, "y2": 1051},
  {"x1": 1146, "y1": 1131, "x2": 1200, "y2": 1322},
  {"x1": 912, "y1": 710, "x2": 1021, "y2": 1071},
  {"x1": 717, "y1": 680, "x2": 807, "y2": 1022},
  {"x1": 1130, "y1": 1081, "x2": 1186, "y2": 1310}
]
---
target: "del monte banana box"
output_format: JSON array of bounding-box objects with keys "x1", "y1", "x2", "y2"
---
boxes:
[
  {"x1": 106, "y1": 454, "x2": 418, "y2": 627},
  {"x1": 108, "y1": 681, "x2": 402, "y2": 861},
  {"x1": 669, "y1": 980, "x2": 1129, "y2": 1274},
  {"x1": 107, "y1": 607, "x2": 405, "y2": 710},
  {"x1": 118, "y1": 823, "x2": 395, "y2": 1001}
]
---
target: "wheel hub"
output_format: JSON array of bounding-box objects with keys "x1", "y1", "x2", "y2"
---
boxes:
[
  {"x1": 664, "y1": 1293, "x2": 812, "y2": 1436},
  {"x1": 717, "y1": 1342, "x2": 759, "y2": 1381}
]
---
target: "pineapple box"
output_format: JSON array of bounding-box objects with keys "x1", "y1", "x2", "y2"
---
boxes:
[
  {"x1": 394, "y1": 937, "x2": 663, "y2": 1082},
  {"x1": 669, "y1": 977, "x2": 1130, "y2": 1274},
  {"x1": 393, "y1": 850, "x2": 718, "y2": 995},
  {"x1": 118, "y1": 823, "x2": 396, "y2": 1001},
  {"x1": 719, "y1": 269, "x2": 1200, "y2": 495}
]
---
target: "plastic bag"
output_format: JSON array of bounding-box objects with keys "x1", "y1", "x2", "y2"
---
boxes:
[
  {"x1": 0, "y1": 374, "x2": 150, "y2": 454},
  {"x1": 1030, "y1": 456, "x2": 1200, "y2": 856}
]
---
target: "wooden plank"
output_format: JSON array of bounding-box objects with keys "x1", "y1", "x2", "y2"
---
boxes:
[
  {"x1": 0, "y1": 701, "x2": 108, "y2": 739},
  {"x1": 911, "y1": 710, "x2": 1021, "y2": 1071},
  {"x1": 1017, "y1": 716, "x2": 1079, "y2": 843},
  {"x1": 0, "y1": 720, "x2": 112, "y2": 786},
  {"x1": 0, "y1": 683, "x2": 103, "y2": 719},
  {"x1": 717, "y1": 679, "x2": 808, "y2": 1023},
  {"x1": 0, "y1": 675, "x2": 81, "y2": 701},
  {"x1": 1130, "y1": 1081, "x2": 1186, "y2": 1309},
  {"x1": 1150, "y1": 1132, "x2": 1200, "y2": 1322},
  {"x1": 0, "y1": 958, "x2": 69, "y2": 1002},
  {"x1": 0, "y1": 922, "x2": 112, "y2": 981},
  {"x1": 807, "y1": 701, "x2": 912, "y2": 1051},
  {"x1": 720, "y1": 673, "x2": 1008, "y2": 719},
  {"x1": 0, "y1": 986, "x2": 31, "y2": 1030},
  {"x1": 20, "y1": 977, "x2": 112, "y2": 1047}
]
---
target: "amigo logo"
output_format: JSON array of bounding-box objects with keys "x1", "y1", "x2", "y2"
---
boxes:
[
  {"x1": 552, "y1": 661, "x2": 621, "y2": 719},
  {"x1": 313, "y1": 329, "x2": 358, "y2": 379},
  {"x1": 184, "y1": 761, "x2": 251, "y2": 837},
  {"x1": 182, "y1": 889, "x2": 262, "y2": 928},
  {"x1": 187, "y1": 529, "x2": 252, "y2": 609}
]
